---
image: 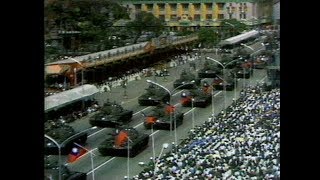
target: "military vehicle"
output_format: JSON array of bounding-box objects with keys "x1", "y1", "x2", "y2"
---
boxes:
[
  {"x1": 44, "y1": 156, "x2": 86, "y2": 180},
  {"x1": 231, "y1": 68, "x2": 252, "y2": 79},
  {"x1": 173, "y1": 70, "x2": 201, "y2": 89},
  {"x1": 89, "y1": 101, "x2": 133, "y2": 128},
  {"x1": 180, "y1": 82, "x2": 212, "y2": 108},
  {"x1": 211, "y1": 76, "x2": 235, "y2": 91},
  {"x1": 198, "y1": 60, "x2": 223, "y2": 78},
  {"x1": 143, "y1": 104, "x2": 184, "y2": 130},
  {"x1": 138, "y1": 84, "x2": 170, "y2": 106},
  {"x1": 98, "y1": 127, "x2": 149, "y2": 157},
  {"x1": 45, "y1": 120, "x2": 88, "y2": 155}
]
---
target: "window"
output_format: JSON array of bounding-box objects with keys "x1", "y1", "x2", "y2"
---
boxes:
[
  {"x1": 194, "y1": 4, "x2": 201, "y2": 11},
  {"x1": 159, "y1": 15, "x2": 165, "y2": 21},
  {"x1": 194, "y1": 14, "x2": 200, "y2": 21},
  {"x1": 182, "y1": 4, "x2": 189, "y2": 11},
  {"x1": 158, "y1": 4, "x2": 165, "y2": 11},
  {"x1": 218, "y1": 14, "x2": 224, "y2": 20},
  {"x1": 205, "y1": 3, "x2": 213, "y2": 10},
  {"x1": 146, "y1": 4, "x2": 153, "y2": 11},
  {"x1": 134, "y1": 4, "x2": 141, "y2": 11},
  {"x1": 206, "y1": 14, "x2": 212, "y2": 20},
  {"x1": 170, "y1": 4, "x2": 177, "y2": 11}
]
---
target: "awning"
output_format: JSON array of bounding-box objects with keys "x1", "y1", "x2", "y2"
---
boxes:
[
  {"x1": 45, "y1": 64, "x2": 70, "y2": 75},
  {"x1": 45, "y1": 84, "x2": 99, "y2": 112}
]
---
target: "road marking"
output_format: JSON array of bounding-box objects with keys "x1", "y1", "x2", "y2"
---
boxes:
[
  {"x1": 214, "y1": 91, "x2": 222, "y2": 97},
  {"x1": 173, "y1": 90, "x2": 183, "y2": 96},
  {"x1": 150, "y1": 130, "x2": 160, "y2": 136},
  {"x1": 88, "y1": 128, "x2": 105, "y2": 137},
  {"x1": 259, "y1": 76, "x2": 267, "y2": 83},
  {"x1": 184, "y1": 107, "x2": 196, "y2": 115},
  {"x1": 133, "y1": 106, "x2": 151, "y2": 116},
  {"x1": 87, "y1": 157, "x2": 116, "y2": 175}
]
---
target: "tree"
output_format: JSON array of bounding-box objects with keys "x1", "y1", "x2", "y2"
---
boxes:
[
  {"x1": 220, "y1": 19, "x2": 249, "y2": 37},
  {"x1": 197, "y1": 28, "x2": 220, "y2": 47},
  {"x1": 126, "y1": 12, "x2": 164, "y2": 44}
]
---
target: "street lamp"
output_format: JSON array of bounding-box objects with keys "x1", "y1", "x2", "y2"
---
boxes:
[
  {"x1": 146, "y1": 80, "x2": 195, "y2": 145},
  {"x1": 205, "y1": 57, "x2": 227, "y2": 116},
  {"x1": 44, "y1": 126, "x2": 97, "y2": 180},
  {"x1": 126, "y1": 137, "x2": 133, "y2": 180},
  {"x1": 191, "y1": 98, "x2": 195, "y2": 129},
  {"x1": 68, "y1": 57, "x2": 85, "y2": 109},
  {"x1": 225, "y1": 22, "x2": 236, "y2": 50},
  {"x1": 73, "y1": 142, "x2": 96, "y2": 180},
  {"x1": 68, "y1": 57, "x2": 84, "y2": 87},
  {"x1": 240, "y1": 43, "x2": 255, "y2": 86},
  {"x1": 45, "y1": 135, "x2": 62, "y2": 180},
  {"x1": 154, "y1": 143, "x2": 169, "y2": 177}
]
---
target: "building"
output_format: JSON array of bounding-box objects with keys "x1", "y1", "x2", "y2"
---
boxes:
[{"x1": 121, "y1": 0, "x2": 271, "y2": 31}]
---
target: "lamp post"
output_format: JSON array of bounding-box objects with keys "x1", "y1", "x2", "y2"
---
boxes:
[
  {"x1": 240, "y1": 43, "x2": 255, "y2": 86},
  {"x1": 45, "y1": 135, "x2": 62, "y2": 180},
  {"x1": 44, "y1": 126, "x2": 97, "y2": 180},
  {"x1": 151, "y1": 124, "x2": 155, "y2": 162},
  {"x1": 191, "y1": 98, "x2": 195, "y2": 129},
  {"x1": 125, "y1": 136, "x2": 133, "y2": 180},
  {"x1": 154, "y1": 143, "x2": 169, "y2": 177},
  {"x1": 205, "y1": 57, "x2": 227, "y2": 116},
  {"x1": 225, "y1": 22, "x2": 235, "y2": 50},
  {"x1": 68, "y1": 57, "x2": 85, "y2": 109},
  {"x1": 68, "y1": 57, "x2": 84, "y2": 87},
  {"x1": 73, "y1": 142, "x2": 96, "y2": 180},
  {"x1": 146, "y1": 80, "x2": 195, "y2": 145}
]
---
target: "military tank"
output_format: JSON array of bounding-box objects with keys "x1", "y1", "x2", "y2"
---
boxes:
[
  {"x1": 212, "y1": 76, "x2": 235, "y2": 91},
  {"x1": 198, "y1": 60, "x2": 223, "y2": 78},
  {"x1": 44, "y1": 157, "x2": 86, "y2": 180},
  {"x1": 180, "y1": 82, "x2": 212, "y2": 108},
  {"x1": 98, "y1": 127, "x2": 149, "y2": 157},
  {"x1": 143, "y1": 104, "x2": 184, "y2": 130},
  {"x1": 138, "y1": 84, "x2": 170, "y2": 106},
  {"x1": 173, "y1": 69, "x2": 201, "y2": 89},
  {"x1": 45, "y1": 120, "x2": 88, "y2": 155},
  {"x1": 89, "y1": 101, "x2": 133, "y2": 128}
]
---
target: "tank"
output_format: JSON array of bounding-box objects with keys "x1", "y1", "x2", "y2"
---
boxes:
[
  {"x1": 143, "y1": 104, "x2": 184, "y2": 130},
  {"x1": 89, "y1": 101, "x2": 133, "y2": 128},
  {"x1": 231, "y1": 68, "x2": 252, "y2": 79},
  {"x1": 212, "y1": 76, "x2": 235, "y2": 91},
  {"x1": 180, "y1": 82, "x2": 212, "y2": 108},
  {"x1": 173, "y1": 69, "x2": 201, "y2": 89},
  {"x1": 138, "y1": 84, "x2": 170, "y2": 106},
  {"x1": 198, "y1": 60, "x2": 223, "y2": 78},
  {"x1": 44, "y1": 157, "x2": 86, "y2": 180},
  {"x1": 98, "y1": 127, "x2": 149, "y2": 157},
  {"x1": 45, "y1": 120, "x2": 88, "y2": 155}
]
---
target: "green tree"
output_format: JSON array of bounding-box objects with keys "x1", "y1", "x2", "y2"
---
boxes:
[
  {"x1": 126, "y1": 11, "x2": 164, "y2": 44},
  {"x1": 197, "y1": 28, "x2": 220, "y2": 47},
  {"x1": 220, "y1": 19, "x2": 249, "y2": 38}
]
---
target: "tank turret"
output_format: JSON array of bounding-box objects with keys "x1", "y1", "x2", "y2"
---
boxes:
[
  {"x1": 173, "y1": 69, "x2": 201, "y2": 89},
  {"x1": 138, "y1": 84, "x2": 170, "y2": 106},
  {"x1": 45, "y1": 120, "x2": 87, "y2": 155},
  {"x1": 89, "y1": 101, "x2": 133, "y2": 128}
]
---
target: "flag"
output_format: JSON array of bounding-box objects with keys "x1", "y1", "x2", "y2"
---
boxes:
[{"x1": 68, "y1": 146, "x2": 88, "y2": 163}]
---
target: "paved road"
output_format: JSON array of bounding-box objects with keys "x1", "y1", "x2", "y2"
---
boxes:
[{"x1": 49, "y1": 49, "x2": 268, "y2": 179}]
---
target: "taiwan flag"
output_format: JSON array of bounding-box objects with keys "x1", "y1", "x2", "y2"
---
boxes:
[{"x1": 68, "y1": 146, "x2": 88, "y2": 163}]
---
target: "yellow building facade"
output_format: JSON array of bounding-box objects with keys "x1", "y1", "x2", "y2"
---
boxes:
[{"x1": 121, "y1": 0, "x2": 261, "y2": 31}]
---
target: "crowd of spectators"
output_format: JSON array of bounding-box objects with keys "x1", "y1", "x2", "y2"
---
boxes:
[{"x1": 134, "y1": 85, "x2": 280, "y2": 179}]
